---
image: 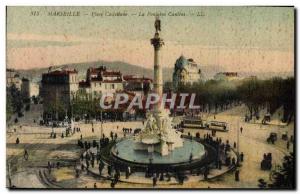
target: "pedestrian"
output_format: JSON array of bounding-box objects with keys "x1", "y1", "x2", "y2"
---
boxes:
[
  {"x1": 75, "y1": 168, "x2": 80, "y2": 178},
  {"x1": 125, "y1": 169, "x2": 129, "y2": 179},
  {"x1": 218, "y1": 160, "x2": 222, "y2": 169},
  {"x1": 91, "y1": 159, "x2": 94, "y2": 168},
  {"x1": 99, "y1": 161, "x2": 104, "y2": 176},
  {"x1": 240, "y1": 152, "x2": 244, "y2": 162},
  {"x1": 111, "y1": 180, "x2": 115, "y2": 188},
  {"x1": 240, "y1": 127, "x2": 243, "y2": 133},
  {"x1": 108, "y1": 165, "x2": 112, "y2": 176},
  {"x1": 48, "y1": 161, "x2": 52, "y2": 173},
  {"x1": 235, "y1": 169, "x2": 240, "y2": 181},
  {"x1": 94, "y1": 183, "x2": 97, "y2": 188},
  {"x1": 203, "y1": 166, "x2": 209, "y2": 180},
  {"x1": 128, "y1": 166, "x2": 131, "y2": 175},
  {"x1": 159, "y1": 173, "x2": 164, "y2": 181},
  {"x1": 110, "y1": 131, "x2": 114, "y2": 140},
  {"x1": 231, "y1": 157, "x2": 236, "y2": 166},
  {"x1": 152, "y1": 176, "x2": 157, "y2": 187},
  {"x1": 287, "y1": 141, "x2": 290, "y2": 150},
  {"x1": 24, "y1": 149, "x2": 28, "y2": 160},
  {"x1": 16, "y1": 138, "x2": 20, "y2": 144}
]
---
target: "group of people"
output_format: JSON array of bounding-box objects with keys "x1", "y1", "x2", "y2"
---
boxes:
[
  {"x1": 261, "y1": 153, "x2": 272, "y2": 170},
  {"x1": 49, "y1": 126, "x2": 81, "y2": 139},
  {"x1": 76, "y1": 121, "x2": 249, "y2": 188},
  {"x1": 151, "y1": 172, "x2": 172, "y2": 187},
  {"x1": 110, "y1": 131, "x2": 118, "y2": 141},
  {"x1": 122, "y1": 127, "x2": 133, "y2": 134},
  {"x1": 202, "y1": 132, "x2": 244, "y2": 182}
]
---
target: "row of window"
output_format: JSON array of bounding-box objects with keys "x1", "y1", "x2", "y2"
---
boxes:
[{"x1": 93, "y1": 83, "x2": 119, "y2": 89}]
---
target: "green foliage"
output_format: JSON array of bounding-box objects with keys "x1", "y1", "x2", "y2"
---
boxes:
[
  {"x1": 71, "y1": 91, "x2": 102, "y2": 119},
  {"x1": 175, "y1": 77, "x2": 295, "y2": 121},
  {"x1": 6, "y1": 85, "x2": 25, "y2": 121},
  {"x1": 44, "y1": 100, "x2": 66, "y2": 120},
  {"x1": 6, "y1": 95, "x2": 13, "y2": 121},
  {"x1": 269, "y1": 153, "x2": 295, "y2": 189},
  {"x1": 237, "y1": 77, "x2": 295, "y2": 122},
  {"x1": 176, "y1": 79, "x2": 240, "y2": 112}
]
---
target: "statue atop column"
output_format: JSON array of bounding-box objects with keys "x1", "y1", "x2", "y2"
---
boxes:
[
  {"x1": 155, "y1": 16, "x2": 161, "y2": 33},
  {"x1": 134, "y1": 17, "x2": 183, "y2": 156}
]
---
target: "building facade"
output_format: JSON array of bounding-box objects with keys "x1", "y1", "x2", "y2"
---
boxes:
[
  {"x1": 21, "y1": 78, "x2": 39, "y2": 99},
  {"x1": 172, "y1": 55, "x2": 202, "y2": 90},
  {"x1": 79, "y1": 66, "x2": 124, "y2": 99},
  {"x1": 6, "y1": 69, "x2": 22, "y2": 90},
  {"x1": 40, "y1": 65, "x2": 153, "y2": 119},
  {"x1": 123, "y1": 75, "x2": 153, "y2": 97},
  {"x1": 41, "y1": 69, "x2": 78, "y2": 118}
]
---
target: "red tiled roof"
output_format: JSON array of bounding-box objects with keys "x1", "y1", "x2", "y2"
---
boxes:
[
  {"x1": 123, "y1": 75, "x2": 152, "y2": 82},
  {"x1": 102, "y1": 71, "x2": 122, "y2": 76}
]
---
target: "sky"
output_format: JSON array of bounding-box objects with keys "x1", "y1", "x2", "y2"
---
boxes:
[{"x1": 6, "y1": 6, "x2": 294, "y2": 73}]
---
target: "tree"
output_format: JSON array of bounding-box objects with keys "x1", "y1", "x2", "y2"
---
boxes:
[
  {"x1": 269, "y1": 152, "x2": 295, "y2": 189},
  {"x1": 175, "y1": 76, "x2": 294, "y2": 121},
  {"x1": 7, "y1": 85, "x2": 24, "y2": 114},
  {"x1": 6, "y1": 94, "x2": 13, "y2": 121},
  {"x1": 237, "y1": 78, "x2": 262, "y2": 118},
  {"x1": 71, "y1": 91, "x2": 103, "y2": 120},
  {"x1": 280, "y1": 77, "x2": 295, "y2": 123}
]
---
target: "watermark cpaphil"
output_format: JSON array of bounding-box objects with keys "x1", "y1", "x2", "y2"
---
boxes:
[{"x1": 99, "y1": 92, "x2": 200, "y2": 111}]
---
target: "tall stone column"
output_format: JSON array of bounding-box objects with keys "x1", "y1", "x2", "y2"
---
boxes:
[{"x1": 151, "y1": 18, "x2": 164, "y2": 111}]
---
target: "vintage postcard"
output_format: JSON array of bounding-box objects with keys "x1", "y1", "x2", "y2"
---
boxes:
[{"x1": 6, "y1": 6, "x2": 295, "y2": 189}]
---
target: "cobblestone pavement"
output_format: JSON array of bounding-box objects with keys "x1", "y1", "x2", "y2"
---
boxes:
[{"x1": 6, "y1": 105, "x2": 294, "y2": 189}]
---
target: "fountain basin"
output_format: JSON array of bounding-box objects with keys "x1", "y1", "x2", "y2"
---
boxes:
[{"x1": 111, "y1": 137, "x2": 206, "y2": 165}]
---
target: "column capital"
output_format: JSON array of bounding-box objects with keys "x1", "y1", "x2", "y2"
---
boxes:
[{"x1": 151, "y1": 37, "x2": 164, "y2": 50}]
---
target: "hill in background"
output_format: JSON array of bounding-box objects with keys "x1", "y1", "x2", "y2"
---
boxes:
[{"x1": 14, "y1": 60, "x2": 293, "y2": 83}]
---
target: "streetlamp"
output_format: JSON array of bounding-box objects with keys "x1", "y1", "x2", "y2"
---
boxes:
[
  {"x1": 236, "y1": 118, "x2": 240, "y2": 167},
  {"x1": 100, "y1": 110, "x2": 103, "y2": 139}
]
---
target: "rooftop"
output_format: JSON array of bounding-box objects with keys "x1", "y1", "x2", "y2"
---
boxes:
[{"x1": 44, "y1": 69, "x2": 78, "y2": 76}]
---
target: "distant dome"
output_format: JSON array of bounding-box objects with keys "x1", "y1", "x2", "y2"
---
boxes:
[{"x1": 175, "y1": 55, "x2": 188, "y2": 69}]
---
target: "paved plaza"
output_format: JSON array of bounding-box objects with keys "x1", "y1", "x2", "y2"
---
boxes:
[{"x1": 6, "y1": 104, "x2": 294, "y2": 189}]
